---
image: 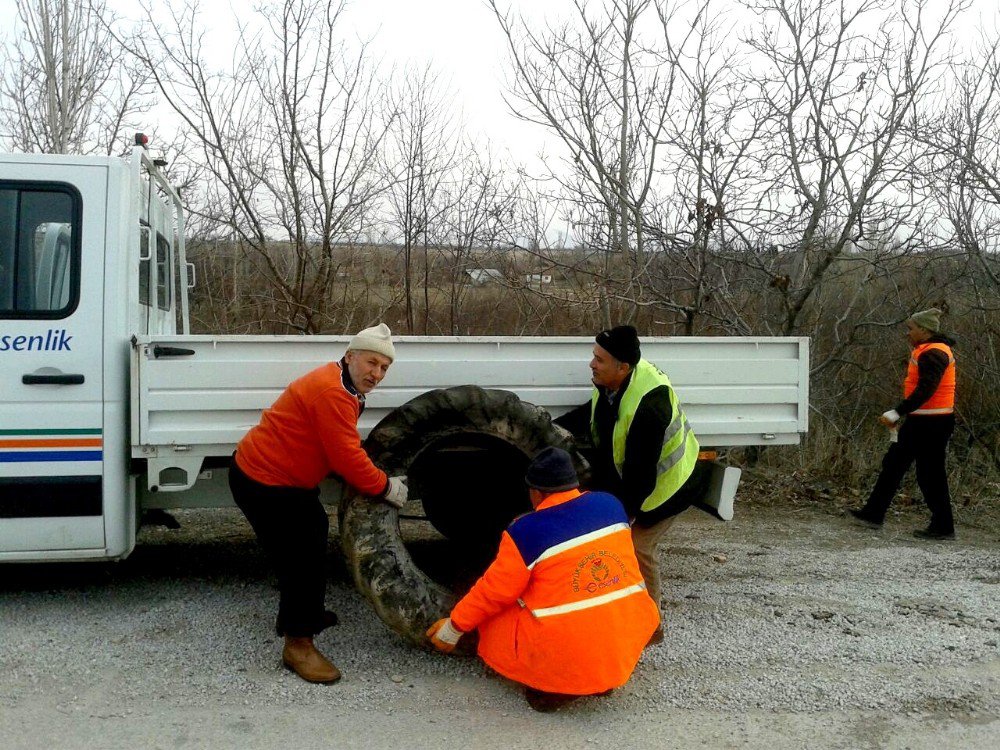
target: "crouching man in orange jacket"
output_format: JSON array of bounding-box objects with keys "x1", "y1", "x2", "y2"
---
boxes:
[{"x1": 427, "y1": 447, "x2": 659, "y2": 712}]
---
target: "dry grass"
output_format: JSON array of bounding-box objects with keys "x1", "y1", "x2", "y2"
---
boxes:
[{"x1": 183, "y1": 240, "x2": 1000, "y2": 524}]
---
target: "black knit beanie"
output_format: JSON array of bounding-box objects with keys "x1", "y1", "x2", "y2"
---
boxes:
[
  {"x1": 595, "y1": 325, "x2": 641, "y2": 366},
  {"x1": 525, "y1": 447, "x2": 579, "y2": 492}
]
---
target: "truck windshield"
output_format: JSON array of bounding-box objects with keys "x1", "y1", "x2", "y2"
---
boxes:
[{"x1": 0, "y1": 185, "x2": 80, "y2": 318}]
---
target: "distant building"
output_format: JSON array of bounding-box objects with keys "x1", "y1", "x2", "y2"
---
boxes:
[
  {"x1": 524, "y1": 273, "x2": 552, "y2": 285},
  {"x1": 466, "y1": 268, "x2": 505, "y2": 285}
]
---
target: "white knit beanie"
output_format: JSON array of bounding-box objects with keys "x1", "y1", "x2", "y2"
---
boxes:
[{"x1": 346, "y1": 323, "x2": 395, "y2": 361}]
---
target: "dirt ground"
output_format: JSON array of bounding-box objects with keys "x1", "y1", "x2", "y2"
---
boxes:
[{"x1": 1, "y1": 499, "x2": 998, "y2": 750}]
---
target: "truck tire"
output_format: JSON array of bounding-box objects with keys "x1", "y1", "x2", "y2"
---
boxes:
[{"x1": 339, "y1": 385, "x2": 583, "y2": 646}]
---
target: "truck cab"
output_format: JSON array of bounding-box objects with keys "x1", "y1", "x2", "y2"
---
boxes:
[{"x1": 0, "y1": 144, "x2": 187, "y2": 561}]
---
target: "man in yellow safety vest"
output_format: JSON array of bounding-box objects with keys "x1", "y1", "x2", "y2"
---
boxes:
[{"x1": 555, "y1": 325, "x2": 707, "y2": 645}]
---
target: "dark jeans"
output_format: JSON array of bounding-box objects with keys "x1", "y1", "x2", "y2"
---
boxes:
[
  {"x1": 862, "y1": 414, "x2": 955, "y2": 533},
  {"x1": 229, "y1": 456, "x2": 329, "y2": 637}
]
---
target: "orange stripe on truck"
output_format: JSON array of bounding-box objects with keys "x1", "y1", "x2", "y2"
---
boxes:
[{"x1": 0, "y1": 438, "x2": 104, "y2": 449}]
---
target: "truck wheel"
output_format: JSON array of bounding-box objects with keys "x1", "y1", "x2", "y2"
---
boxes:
[{"x1": 338, "y1": 385, "x2": 584, "y2": 646}]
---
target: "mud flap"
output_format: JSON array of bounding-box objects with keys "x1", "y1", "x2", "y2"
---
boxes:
[{"x1": 692, "y1": 462, "x2": 741, "y2": 521}]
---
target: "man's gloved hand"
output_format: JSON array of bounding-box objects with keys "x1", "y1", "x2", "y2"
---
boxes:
[
  {"x1": 426, "y1": 618, "x2": 463, "y2": 653},
  {"x1": 879, "y1": 409, "x2": 901, "y2": 428},
  {"x1": 382, "y1": 475, "x2": 408, "y2": 508}
]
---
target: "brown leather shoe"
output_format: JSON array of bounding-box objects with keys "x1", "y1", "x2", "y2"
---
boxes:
[{"x1": 282, "y1": 636, "x2": 342, "y2": 684}]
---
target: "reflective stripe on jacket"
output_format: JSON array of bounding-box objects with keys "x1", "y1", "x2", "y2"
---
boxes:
[
  {"x1": 590, "y1": 358, "x2": 700, "y2": 513},
  {"x1": 904, "y1": 342, "x2": 956, "y2": 415},
  {"x1": 449, "y1": 489, "x2": 659, "y2": 695}
]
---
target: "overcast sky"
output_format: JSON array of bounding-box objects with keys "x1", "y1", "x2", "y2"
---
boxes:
[
  {"x1": 2, "y1": 0, "x2": 998, "y2": 167},
  {"x1": 0, "y1": 0, "x2": 575, "y2": 166},
  {"x1": 345, "y1": 0, "x2": 554, "y2": 164}
]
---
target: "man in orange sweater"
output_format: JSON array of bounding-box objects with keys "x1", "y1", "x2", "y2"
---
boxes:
[
  {"x1": 426, "y1": 447, "x2": 659, "y2": 712},
  {"x1": 229, "y1": 323, "x2": 407, "y2": 684}
]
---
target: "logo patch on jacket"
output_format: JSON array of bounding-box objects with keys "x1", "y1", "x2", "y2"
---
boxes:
[{"x1": 572, "y1": 550, "x2": 627, "y2": 593}]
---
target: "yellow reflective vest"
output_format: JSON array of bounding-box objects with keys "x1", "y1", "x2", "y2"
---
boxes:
[{"x1": 590, "y1": 358, "x2": 700, "y2": 512}]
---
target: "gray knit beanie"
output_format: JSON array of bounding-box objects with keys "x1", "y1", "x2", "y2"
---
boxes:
[
  {"x1": 909, "y1": 308, "x2": 942, "y2": 334},
  {"x1": 347, "y1": 323, "x2": 395, "y2": 361}
]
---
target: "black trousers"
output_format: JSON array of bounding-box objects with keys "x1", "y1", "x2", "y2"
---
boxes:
[
  {"x1": 229, "y1": 456, "x2": 329, "y2": 637},
  {"x1": 862, "y1": 414, "x2": 955, "y2": 533}
]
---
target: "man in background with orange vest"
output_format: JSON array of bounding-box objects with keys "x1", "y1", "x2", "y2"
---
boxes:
[
  {"x1": 426, "y1": 447, "x2": 659, "y2": 712},
  {"x1": 229, "y1": 323, "x2": 408, "y2": 684},
  {"x1": 849, "y1": 308, "x2": 958, "y2": 540}
]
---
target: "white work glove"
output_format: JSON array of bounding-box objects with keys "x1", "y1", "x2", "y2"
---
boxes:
[
  {"x1": 426, "y1": 617, "x2": 464, "y2": 653},
  {"x1": 879, "y1": 409, "x2": 900, "y2": 427},
  {"x1": 382, "y1": 475, "x2": 408, "y2": 508}
]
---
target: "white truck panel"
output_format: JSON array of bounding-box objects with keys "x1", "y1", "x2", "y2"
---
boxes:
[
  {"x1": 132, "y1": 335, "x2": 809, "y2": 492},
  {"x1": 0, "y1": 161, "x2": 109, "y2": 554},
  {"x1": 0, "y1": 517, "x2": 105, "y2": 558}
]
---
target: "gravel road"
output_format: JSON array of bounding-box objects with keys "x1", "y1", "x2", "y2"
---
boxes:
[{"x1": 1, "y1": 502, "x2": 998, "y2": 749}]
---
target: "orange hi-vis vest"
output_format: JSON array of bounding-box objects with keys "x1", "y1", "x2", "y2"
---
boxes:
[
  {"x1": 904, "y1": 342, "x2": 956, "y2": 415},
  {"x1": 450, "y1": 489, "x2": 659, "y2": 696}
]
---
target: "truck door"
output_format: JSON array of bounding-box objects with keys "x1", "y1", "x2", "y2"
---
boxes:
[{"x1": 0, "y1": 166, "x2": 107, "y2": 556}]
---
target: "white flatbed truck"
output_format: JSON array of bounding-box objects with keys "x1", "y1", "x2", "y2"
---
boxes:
[{"x1": 0, "y1": 144, "x2": 809, "y2": 565}]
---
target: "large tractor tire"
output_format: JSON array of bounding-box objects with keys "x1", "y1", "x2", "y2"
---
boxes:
[{"x1": 339, "y1": 385, "x2": 584, "y2": 646}]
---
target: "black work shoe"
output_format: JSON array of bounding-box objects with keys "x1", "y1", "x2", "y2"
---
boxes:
[
  {"x1": 848, "y1": 509, "x2": 883, "y2": 529},
  {"x1": 913, "y1": 527, "x2": 955, "y2": 541},
  {"x1": 525, "y1": 688, "x2": 580, "y2": 713},
  {"x1": 645, "y1": 625, "x2": 665, "y2": 648}
]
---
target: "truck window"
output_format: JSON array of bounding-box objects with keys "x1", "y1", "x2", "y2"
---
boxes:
[
  {"x1": 139, "y1": 227, "x2": 150, "y2": 307},
  {"x1": 155, "y1": 231, "x2": 171, "y2": 311},
  {"x1": 0, "y1": 184, "x2": 80, "y2": 318}
]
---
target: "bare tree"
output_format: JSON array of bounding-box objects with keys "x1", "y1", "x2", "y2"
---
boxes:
[
  {"x1": 743, "y1": 0, "x2": 968, "y2": 337},
  {"x1": 0, "y1": 0, "x2": 150, "y2": 154},
  {"x1": 641, "y1": 0, "x2": 762, "y2": 335},
  {"x1": 124, "y1": 0, "x2": 396, "y2": 333},
  {"x1": 921, "y1": 34, "x2": 1000, "y2": 293},
  {"x1": 385, "y1": 66, "x2": 460, "y2": 334},
  {"x1": 911, "y1": 30, "x2": 1000, "y2": 471},
  {"x1": 488, "y1": 0, "x2": 676, "y2": 327},
  {"x1": 437, "y1": 144, "x2": 522, "y2": 334}
]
